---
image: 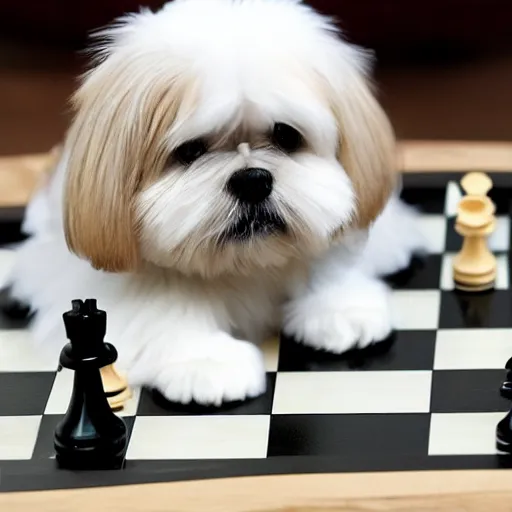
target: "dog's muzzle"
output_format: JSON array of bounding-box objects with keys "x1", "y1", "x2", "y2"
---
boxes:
[
  {"x1": 221, "y1": 203, "x2": 287, "y2": 243},
  {"x1": 220, "y1": 168, "x2": 287, "y2": 242}
]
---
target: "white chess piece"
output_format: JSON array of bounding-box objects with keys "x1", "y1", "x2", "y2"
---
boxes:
[
  {"x1": 100, "y1": 364, "x2": 132, "y2": 410},
  {"x1": 452, "y1": 172, "x2": 497, "y2": 291}
]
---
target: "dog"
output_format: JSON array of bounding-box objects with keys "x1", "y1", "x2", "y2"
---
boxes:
[{"x1": 7, "y1": 0, "x2": 427, "y2": 406}]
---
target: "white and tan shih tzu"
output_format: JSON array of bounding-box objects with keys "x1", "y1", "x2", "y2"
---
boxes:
[{"x1": 8, "y1": 0, "x2": 427, "y2": 405}]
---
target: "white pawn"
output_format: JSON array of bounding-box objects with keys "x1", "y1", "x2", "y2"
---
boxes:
[
  {"x1": 101, "y1": 364, "x2": 132, "y2": 410},
  {"x1": 452, "y1": 172, "x2": 497, "y2": 292}
]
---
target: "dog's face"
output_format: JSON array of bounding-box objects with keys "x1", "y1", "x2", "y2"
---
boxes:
[{"x1": 63, "y1": 0, "x2": 397, "y2": 277}]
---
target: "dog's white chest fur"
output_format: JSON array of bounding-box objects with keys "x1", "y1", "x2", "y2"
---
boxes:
[{"x1": 215, "y1": 267, "x2": 299, "y2": 342}]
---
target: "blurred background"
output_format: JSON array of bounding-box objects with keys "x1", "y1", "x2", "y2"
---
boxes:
[{"x1": 0, "y1": 0, "x2": 512, "y2": 155}]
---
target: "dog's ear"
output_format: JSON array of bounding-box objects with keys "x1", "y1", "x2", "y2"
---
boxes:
[
  {"x1": 63, "y1": 55, "x2": 191, "y2": 272},
  {"x1": 329, "y1": 48, "x2": 397, "y2": 229}
]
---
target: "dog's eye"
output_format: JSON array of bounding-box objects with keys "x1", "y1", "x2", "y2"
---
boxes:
[
  {"x1": 272, "y1": 123, "x2": 303, "y2": 153},
  {"x1": 174, "y1": 139, "x2": 207, "y2": 165}
]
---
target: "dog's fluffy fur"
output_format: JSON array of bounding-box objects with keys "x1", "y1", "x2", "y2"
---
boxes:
[{"x1": 7, "y1": 0, "x2": 427, "y2": 405}]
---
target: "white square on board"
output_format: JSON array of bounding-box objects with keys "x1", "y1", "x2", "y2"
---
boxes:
[
  {"x1": 390, "y1": 290, "x2": 441, "y2": 330},
  {"x1": 429, "y1": 412, "x2": 504, "y2": 455},
  {"x1": 0, "y1": 330, "x2": 56, "y2": 372},
  {"x1": 272, "y1": 371, "x2": 432, "y2": 415},
  {"x1": 444, "y1": 181, "x2": 463, "y2": 217},
  {"x1": 434, "y1": 329, "x2": 512, "y2": 370},
  {"x1": 417, "y1": 216, "x2": 447, "y2": 254},
  {"x1": 0, "y1": 416, "x2": 41, "y2": 459},
  {"x1": 127, "y1": 415, "x2": 270, "y2": 460},
  {"x1": 489, "y1": 216, "x2": 510, "y2": 252}
]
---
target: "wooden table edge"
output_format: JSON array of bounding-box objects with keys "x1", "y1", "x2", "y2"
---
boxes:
[
  {"x1": 3, "y1": 469, "x2": 512, "y2": 511},
  {"x1": 397, "y1": 140, "x2": 512, "y2": 172}
]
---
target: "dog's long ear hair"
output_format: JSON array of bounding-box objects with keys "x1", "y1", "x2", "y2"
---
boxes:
[
  {"x1": 328, "y1": 45, "x2": 397, "y2": 230},
  {"x1": 63, "y1": 50, "x2": 193, "y2": 273}
]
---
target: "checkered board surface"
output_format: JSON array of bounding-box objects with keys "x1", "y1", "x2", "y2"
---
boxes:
[{"x1": 2, "y1": 171, "x2": 512, "y2": 493}]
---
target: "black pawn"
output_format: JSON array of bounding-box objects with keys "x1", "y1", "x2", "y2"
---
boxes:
[
  {"x1": 500, "y1": 356, "x2": 512, "y2": 398},
  {"x1": 54, "y1": 299, "x2": 127, "y2": 470},
  {"x1": 500, "y1": 356, "x2": 512, "y2": 399},
  {"x1": 497, "y1": 407, "x2": 512, "y2": 454}
]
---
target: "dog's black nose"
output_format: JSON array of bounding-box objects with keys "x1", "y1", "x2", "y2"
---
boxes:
[{"x1": 227, "y1": 168, "x2": 273, "y2": 204}]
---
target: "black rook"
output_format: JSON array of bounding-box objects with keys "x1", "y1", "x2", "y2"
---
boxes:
[{"x1": 54, "y1": 299, "x2": 127, "y2": 469}]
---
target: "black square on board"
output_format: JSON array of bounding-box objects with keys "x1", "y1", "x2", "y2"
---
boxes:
[
  {"x1": 488, "y1": 187, "x2": 512, "y2": 215},
  {"x1": 0, "y1": 207, "x2": 27, "y2": 245},
  {"x1": 399, "y1": 187, "x2": 446, "y2": 215},
  {"x1": 0, "y1": 288, "x2": 33, "y2": 330},
  {"x1": 267, "y1": 413, "x2": 430, "y2": 458},
  {"x1": 137, "y1": 373, "x2": 276, "y2": 416},
  {"x1": 430, "y1": 369, "x2": 510, "y2": 413},
  {"x1": 439, "y1": 290, "x2": 512, "y2": 329},
  {"x1": 445, "y1": 217, "x2": 463, "y2": 253},
  {"x1": 385, "y1": 254, "x2": 442, "y2": 290},
  {"x1": 277, "y1": 331, "x2": 435, "y2": 372},
  {"x1": 0, "y1": 373, "x2": 55, "y2": 416}
]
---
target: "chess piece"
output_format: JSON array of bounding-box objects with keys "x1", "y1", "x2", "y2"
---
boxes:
[
  {"x1": 54, "y1": 299, "x2": 127, "y2": 470},
  {"x1": 497, "y1": 407, "x2": 512, "y2": 454},
  {"x1": 101, "y1": 363, "x2": 132, "y2": 410},
  {"x1": 500, "y1": 356, "x2": 512, "y2": 399},
  {"x1": 452, "y1": 172, "x2": 497, "y2": 292}
]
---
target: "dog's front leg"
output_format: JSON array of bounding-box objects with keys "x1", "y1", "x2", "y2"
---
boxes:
[{"x1": 282, "y1": 236, "x2": 393, "y2": 354}]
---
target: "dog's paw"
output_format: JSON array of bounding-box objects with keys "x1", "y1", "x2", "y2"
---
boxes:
[
  {"x1": 129, "y1": 333, "x2": 267, "y2": 406},
  {"x1": 285, "y1": 305, "x2": 392, "y2": 354},
  {"x1": 283, "y1": 274, "x2": 393, "y2": 354}
]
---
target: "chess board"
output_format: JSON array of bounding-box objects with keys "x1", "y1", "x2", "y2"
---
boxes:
[{"x1": 2, "y1": 169, "x2": 512, "y2": 495}]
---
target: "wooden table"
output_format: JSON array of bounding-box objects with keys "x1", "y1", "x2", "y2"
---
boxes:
[{"x1": 3, "y1": 470, "x2": 512, "y2": 511}]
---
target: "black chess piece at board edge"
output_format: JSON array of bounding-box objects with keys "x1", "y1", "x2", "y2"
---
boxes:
[
  {"x1": 496, "y1": 408, "x2": 512, "y2": 455},
  {"x1": 499, "y1": 356, "x2": 512, "y2": 399},
  {"x1": 54, "y1": 298, "x2": 127, "y2": 470},
  {"x1": 496, "y1": 357, "x2": 512, "y2": 455}
]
